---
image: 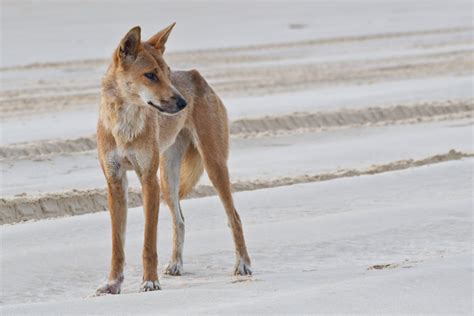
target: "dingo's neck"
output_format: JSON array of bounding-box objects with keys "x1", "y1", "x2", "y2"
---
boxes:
[{"x1": 100, "y1": 80, "x2": 149, "y2": 144}]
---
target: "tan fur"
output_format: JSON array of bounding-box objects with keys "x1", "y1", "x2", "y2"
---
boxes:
[
  {"x1": 96, "y1": 24, "x2": 251, "y2": 294},
  {"x1": 178, "y1": 143, "x2": 204, "y2": 199}
]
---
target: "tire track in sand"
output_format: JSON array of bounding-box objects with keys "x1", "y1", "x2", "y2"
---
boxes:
[
  {"x1": 1, "y1": 99, "x2": 471, "y2": 160},
  {"x1": 1, "y1": 150, "x2": 471, "y2": 224},
  {"x1": 1, "y1": 50, "x2": 472, "y2": 118}
]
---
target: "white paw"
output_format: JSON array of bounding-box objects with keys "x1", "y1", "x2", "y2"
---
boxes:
[
  {"x1": 140, "y1": 280, "x2": 161, "y2": 292},
  {"x1": 234, "y1": 259, "x2": 252, "y2": 276},
  {"x1": 165, "y1": 261, "x2": 183, "y2": 276},
  {"x1": 95, "y1": 276, "x2": 124, "y2": 295}
]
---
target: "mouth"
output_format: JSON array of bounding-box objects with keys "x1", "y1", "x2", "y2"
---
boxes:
[
  {"x1": 147, "y1": 101, "x2": 167, "y2": 113},
  {"x1": 147, "y1": 100, "x2": 184, "y2": 115}
]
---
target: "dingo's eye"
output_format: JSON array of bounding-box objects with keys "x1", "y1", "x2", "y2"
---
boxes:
[{"x1": 144, "y1": 72, "x2": 158, "y2": 82}]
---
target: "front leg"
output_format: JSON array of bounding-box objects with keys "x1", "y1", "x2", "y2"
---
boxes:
[
  {"x1": 96, "y1": 174, "x2": 128, "y2": 295},
  {"x1": 140, "y1": 173, "x2": 161, "y2": 291}
]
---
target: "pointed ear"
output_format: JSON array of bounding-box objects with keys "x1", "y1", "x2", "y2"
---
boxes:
[
  {"x1": 117, "y1": 26, "x2": 141, "y2": 62},
  {"x1": 146, "y1": 22, "x2": 176, "y2": 54}
]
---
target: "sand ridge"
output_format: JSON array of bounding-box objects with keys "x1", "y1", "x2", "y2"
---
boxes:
[
  {"x1": 2, "y1": 51, "x2": 472, "y2": 118},
  {"x1": 1, "y1": 99, "x2": 471, "y2": 161},
  {"x1": 1, "y1": 150, "x2": 471, "y2": 225}
]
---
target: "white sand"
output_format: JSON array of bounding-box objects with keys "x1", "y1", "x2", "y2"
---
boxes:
[{"x1": 1, "y1": 160, "x2": 472, "y2": 313}]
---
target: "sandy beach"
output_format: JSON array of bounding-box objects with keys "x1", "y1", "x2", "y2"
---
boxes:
[{"x1": 1, "y1": 0, "x2": 472, "y2": 314}]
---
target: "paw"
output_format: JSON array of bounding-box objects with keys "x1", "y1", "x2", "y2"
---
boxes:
[
  {"x1": 165, "y1": 261, "x2": 183, "y2": 276},
  {"x1": 95, "y1": 276, "x2": 124, "y2": 295},
  {"x1": 140, "y1": 280, "x2": 161, "y2": 292},
  {"x1": 234, "y1": 259, "x2": 252, "y2": 276}
]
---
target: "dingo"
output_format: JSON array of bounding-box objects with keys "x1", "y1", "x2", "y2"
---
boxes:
[{"x1": 96, "y1": 24, "x2": 251, "y2": 294}]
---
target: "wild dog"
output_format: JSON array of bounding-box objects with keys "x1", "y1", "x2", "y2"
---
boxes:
[{"x1": 96, "y1": 24, "x2": 252, "y2": 294}]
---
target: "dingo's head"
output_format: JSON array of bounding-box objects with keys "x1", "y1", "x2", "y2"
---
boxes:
[{"x1": 112, "y1": 24, "x2": 186, "y2": 115}]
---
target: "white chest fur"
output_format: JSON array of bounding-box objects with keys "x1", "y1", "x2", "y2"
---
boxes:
[{"x1": 112, "y1": 103, "x2": 147, "y2": 143}]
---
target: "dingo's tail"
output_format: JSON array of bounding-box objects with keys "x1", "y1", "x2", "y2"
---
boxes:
[{"x1": 179, "y1": 144, "x2": 204, "y2": 199}]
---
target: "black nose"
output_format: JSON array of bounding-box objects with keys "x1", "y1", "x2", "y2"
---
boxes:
[{"x1": 177, "y1": 96, "x2": 187, "y2": 110}]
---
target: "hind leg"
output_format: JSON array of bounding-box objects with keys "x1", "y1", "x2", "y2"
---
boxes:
[
  {"x1": 196, "y1": 138, "x2": 251, "y2": 275},
  {"x1": 187, "y1": 70, "x2": 251, "y2": 274},
  {"x1": 204, "y1": 158, "x2": 252, "y2": 275},
  {"x1": 193, "y1": 98, "x2": 251, "y2": 274},
  {"x1": 160, "y1": 134, "x2": 189, "y2": 276}
]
